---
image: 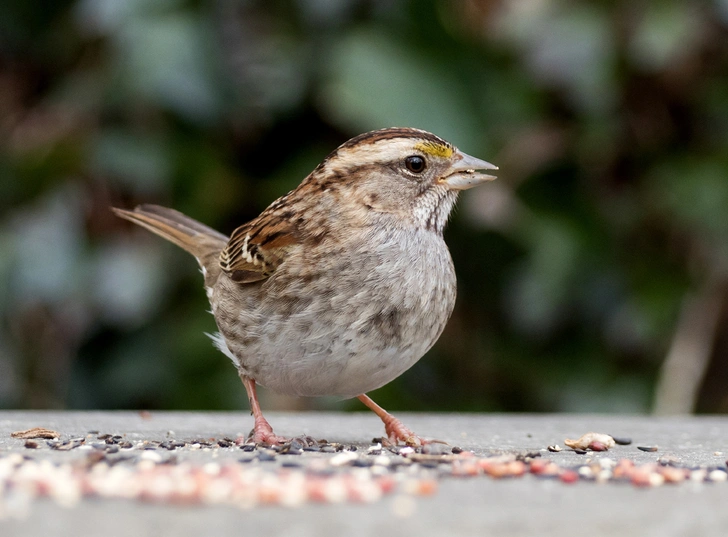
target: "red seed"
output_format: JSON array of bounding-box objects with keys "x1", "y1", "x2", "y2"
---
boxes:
[{"x1": 588, "y1": 441, "x2": 609, "y2": 452}]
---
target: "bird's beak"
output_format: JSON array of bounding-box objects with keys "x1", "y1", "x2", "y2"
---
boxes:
[{"x1": 440, "y1": 150, "x2": 498, "y2": 190}]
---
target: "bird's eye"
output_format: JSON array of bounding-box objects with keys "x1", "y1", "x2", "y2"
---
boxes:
[{"x1": 405, "y1": 155, "x2": 426, "y2": 174}]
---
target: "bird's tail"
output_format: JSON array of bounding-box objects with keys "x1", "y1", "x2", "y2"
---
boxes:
[{"x1": 112, "y1": 204, "x2": 228, "y2": 284}]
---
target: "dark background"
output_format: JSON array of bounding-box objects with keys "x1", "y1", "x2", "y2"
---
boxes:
[{"x1": 1, "y1": 0, "x2": 727, "y2": 415}]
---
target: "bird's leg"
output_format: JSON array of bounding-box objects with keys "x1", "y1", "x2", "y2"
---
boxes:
[
  {"x1": 239, "y1": 374, "x2": 288, "y2": 445},
  {"x1": 357, "y1": 394, "x2": 443, "y2": 447}
]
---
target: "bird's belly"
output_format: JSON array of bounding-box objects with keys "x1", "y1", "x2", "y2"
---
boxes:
[
  {"x1": 212, "y1": 230, "x2": 456, "y2": 398},
  {"x1": 251, "y1": 327, "x2": 426, "y2": 398}
]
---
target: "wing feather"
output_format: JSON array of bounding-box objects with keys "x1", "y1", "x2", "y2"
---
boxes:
[{"x1": 219, "y1": 205, "x2": 299, "y2": 283}]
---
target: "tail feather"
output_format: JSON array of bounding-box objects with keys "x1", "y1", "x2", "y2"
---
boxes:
[{"x1": 112, "y1": 204, "x2": 228, "y2": 284}]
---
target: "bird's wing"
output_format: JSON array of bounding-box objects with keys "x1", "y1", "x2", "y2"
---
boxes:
[{"x1": 219, "y1": 209, "x2": 299, "y2": 284}]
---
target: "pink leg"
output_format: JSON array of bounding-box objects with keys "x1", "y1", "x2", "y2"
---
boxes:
[
  {"x1": 239, "y1": 374, "x2": 288, "y2": 445},
  {"x1": 357, "y1": 394, "x2": 441, "y2": 447}
]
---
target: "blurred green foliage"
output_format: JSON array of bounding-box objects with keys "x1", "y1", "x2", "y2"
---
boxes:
[{"x1": 1, "y1": 0, "x2": 727, "y2": 414}]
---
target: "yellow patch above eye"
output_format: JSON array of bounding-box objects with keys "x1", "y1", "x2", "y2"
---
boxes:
[{"x1": 414, "y1": 141, "x2": 453, "y2": 158}]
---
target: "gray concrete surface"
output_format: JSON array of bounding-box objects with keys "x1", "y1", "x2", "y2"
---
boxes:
[{"x1": 1, "y1": 411, "x2": 727, "y2": 537}]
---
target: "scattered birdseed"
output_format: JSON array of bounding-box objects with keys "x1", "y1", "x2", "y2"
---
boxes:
[
  {"x1": 11, "y1": 427, "x2": 61, "y2": 439},
  {"x1": 708, "y1": 469, "x2": 727, "y2": 482},
  {"x1": 330, "y1": 452, "x2": 358, "y2": 466},
  {"x1": 637, "y1": 446, "x2": 659, "y2": 452},
  {"x1": 564, "y1": 433, "x2": 616, "y2": 451},
  {"x1": 367, "y1": 443, "x2": 383, "y2": 455},
  {"x1": 2, "y1": 427, "x2": 726, "y2": 520},
  {"x1": 256, "y1": 451, "x2": 276, "y2": 462}
]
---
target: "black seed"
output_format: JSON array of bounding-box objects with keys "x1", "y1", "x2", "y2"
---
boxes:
[
  {"x1": 422, "y1": 444, "x2": 450, "y2": 455},
  {"x1": 611, "y1": 436, "x2": 632, "y2": 445},
  {"x1": 87, "y1": 430, "x2": 99, "y2": 435},
  {"x1": 351, "y1": 458, "x2": 373, "y2": 467},
  {"x1": 106, "y1": 445, "x2": 119, "y2": 454},
  {"x1": 574, "y1": 449, "x2": 588, "y2": 455},
  {"x1": 281, "y1": 461, "x2": 302, "y2": 468},
  {"x1": 280, "y1": 444, "x2": 303, "y2": 455},
  {"x1": 119, "y1": 441, "x2": 133, "y2": 449},
  {"x1": 637, "y1": 446, "x2": 658, "y2": 452},
  {"x1": 257, "y1": 452, "x2": 276, "y2": 462},
  {"x1": 24, "y1": 440, "x2": 39, "y2": 449},
  {"x1": 241, "y1": 444, "x2": 256, "y2": 452},
  {"x1": 451, "y1": 447, "x2": 463, "y2": 454},
  {"x1": 54, "y1": 441, "x2": 81, "y2": 451},
  {"x1": 347, "y1": 445, "x2": 357, "y2": 452},
  {"x1": 217, "y1": 440, "x2": 232, "y2": 448}
]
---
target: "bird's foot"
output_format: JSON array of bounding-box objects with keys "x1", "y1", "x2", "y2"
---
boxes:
[
  {"x1": 236, "y1": 416, "x2": 289, "y2": 446},
  {"x1": 381, "y1": 414, "x2": 446, "y2": 448},
  {"x1": 357, "y1": 394, "x2": 446, "y2": 448}
]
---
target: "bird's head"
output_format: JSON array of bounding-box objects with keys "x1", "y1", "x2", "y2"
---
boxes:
[{"x1": 309, "y1": 127, "x2": 497, "y2": 233}]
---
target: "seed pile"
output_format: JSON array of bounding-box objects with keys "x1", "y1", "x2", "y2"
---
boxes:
[{"x1": 1, "y1": 429, "x2": 726, "y2": 519}]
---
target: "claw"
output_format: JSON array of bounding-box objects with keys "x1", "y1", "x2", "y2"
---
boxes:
[{"x1": 358, "y1": 393, "x2": 446, "y2": 447}]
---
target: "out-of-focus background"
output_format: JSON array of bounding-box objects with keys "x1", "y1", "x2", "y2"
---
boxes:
[{"x1": 1, "y1": 0, "x2": 727, "y2": 415}]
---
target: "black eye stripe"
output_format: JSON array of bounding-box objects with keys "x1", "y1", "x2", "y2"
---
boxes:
[{"x1": 405, "y1": 155, "x2": 426, "y2": 173}]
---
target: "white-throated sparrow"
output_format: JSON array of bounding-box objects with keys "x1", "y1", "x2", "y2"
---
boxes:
[{"x1": 114, "y1": 127, "x2": 497, "y2": 446}]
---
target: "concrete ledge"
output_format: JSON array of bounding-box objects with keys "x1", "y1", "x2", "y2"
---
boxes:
[{"x1": 1, "y1": 411, "x2": 727, "y2": 537}]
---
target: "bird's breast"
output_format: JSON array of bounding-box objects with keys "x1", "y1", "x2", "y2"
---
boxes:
[{"x1": 212, "y1": 226, "x2": 457, "y2": 397}]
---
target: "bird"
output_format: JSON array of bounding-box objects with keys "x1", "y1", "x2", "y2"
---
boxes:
[{"x1": 113, "y1": 127, "x2": 497, "y2": 446}]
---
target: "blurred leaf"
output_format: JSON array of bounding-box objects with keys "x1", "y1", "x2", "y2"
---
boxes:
[
  {"x1": 112, "y1": 12, "x2": 225, "y2": 122},
  {"x1": 496, "y1": 2, "x2": 617, "y2": 115},
  {"x1": 75, "y1": 0, "x2": 185, "y2": 34},
  {"x1": 321, "y1": 29, "x2": 483, "y2": 147},
  {"x1": 7, "y1": 185, "x2": 86, "y2": 304},
  {"x1": 628, "y1": 1, "x2": 702, "y2": 72},
  {"x1": 650, "y1": 157, "x2": 728, "y2": 247},
  {"x1": 91, "y1": 129, "x2": 172, "y2": 193},
  {"x1": 90, "y1": 239, "x2": 169, "y2": 328}
]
